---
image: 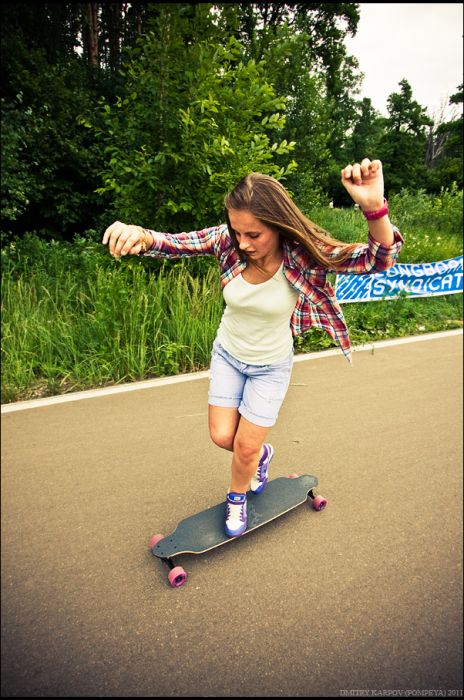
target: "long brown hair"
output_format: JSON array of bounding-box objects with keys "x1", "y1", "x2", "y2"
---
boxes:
[{"x1": 224, "y1": 172, "x2": 359, "y2": 270}]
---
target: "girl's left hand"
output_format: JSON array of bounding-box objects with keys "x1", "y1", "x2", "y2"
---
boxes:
[{"x1": 341, "y1": 158, "x2": 385, "y2": 212}]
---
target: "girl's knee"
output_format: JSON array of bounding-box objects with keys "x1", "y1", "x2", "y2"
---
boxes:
[
  {"x1": 208, "y1": 406, "x2": 240, "y2": 452},
  {"x1": 233, "y1": 434, "x2": 261, "y2": 463},
  {"x1": 209, "y1": 428, "x2": 234, "y2": 452}
]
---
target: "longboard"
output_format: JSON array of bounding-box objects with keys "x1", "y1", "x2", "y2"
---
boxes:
[{"x1": 149, "y1": 475, "x2": 327, "y2": 587}]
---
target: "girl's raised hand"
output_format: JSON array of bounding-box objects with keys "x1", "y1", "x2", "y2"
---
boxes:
[{"x1": 341, "y1": 158, "x2": 385, "y2": 212}]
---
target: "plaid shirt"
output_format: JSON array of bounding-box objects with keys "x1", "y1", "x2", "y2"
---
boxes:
[{"x1": 142, "y1": 223, "x2": 404, "y2": 363}]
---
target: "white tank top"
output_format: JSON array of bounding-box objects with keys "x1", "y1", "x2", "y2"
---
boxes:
[{"x1": 217, "y1": 263, "x2": 299, "y2": 365}]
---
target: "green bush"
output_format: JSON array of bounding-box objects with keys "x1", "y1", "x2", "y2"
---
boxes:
[
  {"x1": 83, "y1": 33, "x2": 297, "y2": 232},
  {"x1": 1, "y1": 47, "x2": 109, "y2": 241},
  {"x1": 389, "y1": 184, "x2": 463, "y2": 235}
]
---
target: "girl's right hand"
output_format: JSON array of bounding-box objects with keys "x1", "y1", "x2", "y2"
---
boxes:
[{"x1": 102, "y1": 221, "x2": 149, "y2": 257}]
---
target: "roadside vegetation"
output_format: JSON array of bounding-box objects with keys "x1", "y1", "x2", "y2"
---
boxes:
[{"x1": 2, "y1": 189, "x2": 462, "y2": 404}]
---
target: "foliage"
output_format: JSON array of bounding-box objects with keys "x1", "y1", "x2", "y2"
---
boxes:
[
  {"x1": 312, "y1": 186, "x2": 463, "y2": 263},
  {"x1": 378, "y1": 79, "x2": 433, "y2": 194},
  {"x1": 388, "y1": 185, "x2": 463, "y2": 262},
  {"x1": 2, "y1": 191, "x2": 462, "y2": 403},
  {"x1": 428, "y1": 84, "x2": 463, "y2": 191},
  {"x1": 1, "y1": 233, "x2": 224, "y2": 402},
  {"x1": 0, "y1": 44, "x2": 111, "y2": 240},
  {"x1": 260, "y1": 24, "x2": 334, "y2": 208},
  {"x1": 83, "y1": 24, "x2": 297, "y2": 230},
  {"x1": 327, "y1": 97, "x2": 384, "y2": 206},
  {"x1": 1, "y1": 94, "x2": 39, "y2": 225},
  {"x1": 0, "y1": 3, "x2": 462, "y2": 244},
  {"x1": 347, "y1": 99, "x2": 385, "y2": 163}
]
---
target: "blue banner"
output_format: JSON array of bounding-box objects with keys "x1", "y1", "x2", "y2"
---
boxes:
[{"x1": 335, "y1": 256, "x2": 463, "y2": 303}]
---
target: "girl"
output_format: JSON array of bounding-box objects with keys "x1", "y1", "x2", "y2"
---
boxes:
[{"x1": 102, "y1": 158, "x2": 403, "y2": 537}]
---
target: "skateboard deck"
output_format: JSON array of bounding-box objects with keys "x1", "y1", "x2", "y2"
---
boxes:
[{"x1": 150, "y1": 475, "x2": 326, "y2": 587}]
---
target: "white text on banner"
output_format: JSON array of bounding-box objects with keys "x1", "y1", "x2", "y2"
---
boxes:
[{"x1": 335, "y1": 256, "x2": 463, "y2": 303}]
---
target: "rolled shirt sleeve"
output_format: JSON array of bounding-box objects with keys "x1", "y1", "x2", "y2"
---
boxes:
[
  {"x1": 140, "y1": 225, "x2": 225, "y2": 259},
  {"x1": 325, "y1": 227, "x2": 404, "y2": 275}
]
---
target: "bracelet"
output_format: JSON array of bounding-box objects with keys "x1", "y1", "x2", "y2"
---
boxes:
[{"x1": 362, "y1": 198, "x2": 389, "y2": 221}]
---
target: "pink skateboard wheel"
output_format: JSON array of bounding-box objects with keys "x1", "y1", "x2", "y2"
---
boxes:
[
  {"x1": 288, "y1": 473, "x2": 299, "y2": 478},
  {"x1": 149, "y1": 534, "x2": 164, "y2": 550},
  {"x1": 168, "y1": 566, "x2": 188, "y2": 588},
  {"x1": 312, "y1": 495, "x2": 327, "y2": 511}
]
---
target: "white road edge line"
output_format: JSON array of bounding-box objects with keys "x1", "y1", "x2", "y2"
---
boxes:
[{"x1": 2, "y1": 329, "x2": 462, "y2": 413}]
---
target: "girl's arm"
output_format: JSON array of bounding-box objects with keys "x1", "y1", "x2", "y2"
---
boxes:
[
  {"x1": 321, "y1": 158, "x2": 404, "y2": 274},
  {"x1": 341, "y1": 158, "x2": 394, "y2": 246},
  {"x1": 102, "y1": 221, "x2": 226, "y2": 259},
  {"x1": 322, "y1": 227, "x2": 404, "y2": 275}
]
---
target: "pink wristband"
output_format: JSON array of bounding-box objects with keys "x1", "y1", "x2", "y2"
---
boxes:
[{"x1": 362, "y1": 198, "x2": 389, "y2": 221}]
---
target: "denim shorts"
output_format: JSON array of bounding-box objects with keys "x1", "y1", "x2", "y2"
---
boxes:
[{"x1": 208, "y1": 339, "x2": 294, "y2": 428}]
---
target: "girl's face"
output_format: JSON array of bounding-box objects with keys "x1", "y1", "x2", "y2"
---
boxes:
[{"x1": 228, "y1": 209, "x2": 281, "y2": 261}]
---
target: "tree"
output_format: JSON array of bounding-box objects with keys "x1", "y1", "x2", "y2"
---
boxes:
[
  {"x1": 3, "y1": 3, "x2": 457, "y2": 244},
  {"x1": 0, "y1": 3, "x2": 115, "y2": 239},
  {"x1": 379, "y1": 79, "x2": 433, "y2": 193},
  {"x1": 230, "y1": 5, "x2": 362, "y2": 206},
  {"x1": 0, "y1": 56, "x2": 109, "y2": 240},
  {"x1": 233, "y1": 3, "x2": 360, "y2": 94},
  {"x1": 0, "y1": 3, "x2": 82, "y2": 69},
  {"x1": 347, "y1": 98, "x2": 384, "y2": 162},
  {"x1": 84, "y1": 7, "x2": 297, "y2": 231},
  {"x1": 426, "y1": 84, "x2": 463, "y2": 191},
  {"x1": 81, "y1": 2, "x2": 99, "y2": 67},
  {"x1": 327, "y1": 97, "x2": 384, "y2": 206}
]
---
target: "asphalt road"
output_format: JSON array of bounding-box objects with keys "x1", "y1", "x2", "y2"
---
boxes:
[{"x1": 1, "y1": 334, "x2": 463, "y2": 697}]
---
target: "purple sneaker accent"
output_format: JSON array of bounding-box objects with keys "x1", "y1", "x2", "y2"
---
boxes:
[
  {"x1": 250, "y1": 444, "x2": 274, "y2": 494},
  {"x1": 225, "y1": 492, "x2": 247, "y2": 537}
]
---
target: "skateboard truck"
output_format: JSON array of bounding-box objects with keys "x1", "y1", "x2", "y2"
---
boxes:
[{"x1": 149, "y1": 538, "x2": 188, "y2": 588}]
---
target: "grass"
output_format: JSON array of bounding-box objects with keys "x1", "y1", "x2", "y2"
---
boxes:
[
  {"x1": 1, "y1": 188, "x2": 462, "y2": 404},
  {"x1": 1, "y1": 253, "x2": 223, "y2": 403}
]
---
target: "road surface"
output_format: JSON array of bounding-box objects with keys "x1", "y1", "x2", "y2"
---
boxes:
[{"x1": 1, "y1": 333, "x2": 462, "y2": 696}]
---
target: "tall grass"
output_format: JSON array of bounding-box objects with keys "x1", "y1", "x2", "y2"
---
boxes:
[
  {"x1": 1, "y1": 240, "x2": 223, "y2": 402},
  {"x1": 1, "y1": 188, "x2": 462, "y2": 403}
]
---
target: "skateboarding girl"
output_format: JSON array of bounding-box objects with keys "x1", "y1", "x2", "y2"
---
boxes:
[{"x1": 102, "y1": 158, "x2": 403, "y2": 537}]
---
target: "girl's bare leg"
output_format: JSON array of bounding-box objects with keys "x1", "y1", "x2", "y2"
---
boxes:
[
  {"x1": 208, "y1": 405, "x2": 240, "y2": 452},
  {"x1": 208, "y1": 406, "x2": 266, "y2": 492},
  {"x1": 230, "y1": 416, "x2": 268, "y2": 493}
]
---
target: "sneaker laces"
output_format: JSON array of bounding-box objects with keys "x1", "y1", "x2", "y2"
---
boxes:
[
  {"x1": 256, "y1": 446, "x2": 268, "y2": 480},
  {"x1": 226, "y1": 500, "x2": 246, "y2": 523}
]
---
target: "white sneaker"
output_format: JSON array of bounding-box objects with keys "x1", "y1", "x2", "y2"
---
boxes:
[
  {"x1": 250, "y1": 444, "x2": 274, "y2": 494},
  {"x1": 225, "y1": 492, "x2": 247, "y2": 537}
]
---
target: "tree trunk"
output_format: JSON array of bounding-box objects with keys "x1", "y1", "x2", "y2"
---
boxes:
[
  {"x1": 108, "y1": 3, "x2": 123, "y2": 71},
  {"x1": 82, "y1": 2, "x2": 99, "y2": 67}
]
